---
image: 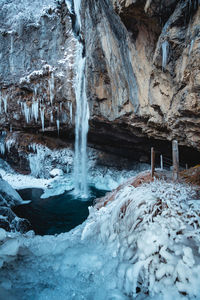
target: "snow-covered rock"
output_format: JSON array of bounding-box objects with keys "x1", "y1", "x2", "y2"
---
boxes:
[
  {"x1": 0, "y1": 177, "x2": 23, "y2": 207},
  {"x1": 0, "y1": 180, "x2": 199, "y2": 299},
  {"x1": 49, "y1": 168, "x2": 63, "y2": 178},
  {"x1": 0, "y1": 176, "x2": 31, "y2": 232}
]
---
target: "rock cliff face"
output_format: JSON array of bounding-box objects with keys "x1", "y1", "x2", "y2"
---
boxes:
[
  {"x1": 0, "y1": 0, "x2": 200, "y2": 169},
  {"x1": 0, "y1": 0, "x2": 76, "y2": 135},
  {"x1": 82, "y1": 0, "x2": 200, "y2": 162}
]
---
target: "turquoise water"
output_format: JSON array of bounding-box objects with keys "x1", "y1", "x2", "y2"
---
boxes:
[{"x1": 13, "y1": 187, "x2": 107, "y2": 236}]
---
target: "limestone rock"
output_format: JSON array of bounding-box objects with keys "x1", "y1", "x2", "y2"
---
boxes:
[
  {"x1": 82, "y1": 0, "x2": 200, "y2": 154},
  {"x1": 0, "y1": 0, "x2": 76, "y2": 134}
]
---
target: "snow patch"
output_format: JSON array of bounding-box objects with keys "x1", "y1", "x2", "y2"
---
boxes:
[{"x1": 0, "y1": 181, "x2": 199, "y2": 299}]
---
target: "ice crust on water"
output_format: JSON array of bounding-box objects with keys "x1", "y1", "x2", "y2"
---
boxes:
[{"x1": 0, "y1": 181, "x2": 200, "y2": 299}]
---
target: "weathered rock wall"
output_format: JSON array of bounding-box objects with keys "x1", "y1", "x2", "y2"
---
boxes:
[
  {"x1": 0, "y1": 0, "x2": 199, "y2": 168},
  {"x1": 82, "y1": 0, "x2": 200, "y2": 158},
  {"x1": 0, "y1": 0, "x2": 76, "y2": 134}
]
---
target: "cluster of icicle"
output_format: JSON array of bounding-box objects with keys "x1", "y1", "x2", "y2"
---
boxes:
[
  {"x1": 82, "y1": 179, "x2": 200, "y2": 299},
  {"x1": 0, "y1": 74, "x2": 73, "y2": 134},
  {"x1": 0, "y1": 132, "x2": 15, "y2": 155}
]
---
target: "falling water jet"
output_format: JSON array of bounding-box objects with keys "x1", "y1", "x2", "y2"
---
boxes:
[
  {"x1": 73, "y1": 44, "x2": 89, "y2": 198},
  {"x1": 70, "y1": 0, "x2": 89, "y2": 198}
]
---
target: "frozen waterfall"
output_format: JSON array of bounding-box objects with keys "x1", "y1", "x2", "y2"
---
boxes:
[{"x1": 162, "y1": 40, "x2": 169, "y2": 70}]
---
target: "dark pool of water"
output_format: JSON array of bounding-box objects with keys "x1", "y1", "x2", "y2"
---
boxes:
[{"x1": 13, "y1": 187, "x2": 107, "y2": 236}]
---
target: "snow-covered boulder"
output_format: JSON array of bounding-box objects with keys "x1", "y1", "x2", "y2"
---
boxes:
[
  {"x1": 0, "y1": 177, "x2": 31, "y2": 232},
  {"x1": 50, "y1": 168, "x2": 63, "y2": 178},
  {"x1": 0, "y1": 177, "x2": 23, "y2": 207}
]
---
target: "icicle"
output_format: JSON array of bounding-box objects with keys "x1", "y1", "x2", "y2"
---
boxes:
[
  {"x1": 70, "y1": 102, "x2": 73, "y2": 123},
  {"x1": 10, "y1": 33, "x2": 14, "y2": 72},
  {"x1": 40, "y1": 106, "x2": 45, "y2": 132},
  {"x1": 65, "y1": 0, "x2": 73, "y2": 13},
  {"x1": 162, "y1": 41, "x2": 169, "y2": 70},
  {"x1": 160, "y1": 155, "x2": 163, "y2": 170},
  {"x1": 6, "y1": 139, "x2": 15, "y2": 152},
  {"x1": 34, "y1": 86, "x2": 37, "y2": 100},
  {"x1": 49, "y1": 72, "x2": 54, "y2": 105},
  {"x1": 23, "y1": 102, "x2": 31, "y2": 123},
  {"x1": 10, "y1": 124, "x2": 12, "y2": 133},
  {"x1": 50, "y1": 111, "x2": 53, "y2": 123},
  {"x1": 0, "y1": 143, "x2": 5, "y2": 155},
  {"x1": 73, "y1": 0, "x2": 82, "y2": 35},
  {"x1": 189, "y1": 39, "x2": 194, "y2": 56},
  {"x1": 60, "y1": 102, "x2": 62, "y2": 112},
  {"x1": 28, "y1": 144, "x2": 43, "y2": 177},
  {"x1": 56, "y1": 119, "x2": 60, "y2": 136},
  {"x1": 3, "y1": 96, "x2": 8, "y2": 114},
  {"x1": 32, "y1": 100, "x2": 39, "y2": 122}
]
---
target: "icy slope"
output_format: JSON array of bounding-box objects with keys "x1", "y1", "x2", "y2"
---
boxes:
[{"x1": 0, "y1": 180, "x2": 200, "y2": 299}]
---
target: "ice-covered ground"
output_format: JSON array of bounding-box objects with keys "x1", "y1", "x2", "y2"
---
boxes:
[{"x1": 0, "y1": 180, "x2": 199, "y2": 299}]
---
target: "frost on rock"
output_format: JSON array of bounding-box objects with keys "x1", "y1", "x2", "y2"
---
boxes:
[
  {"x1": 0, "y1": 177, "x2": 23, "y2": 207},
  {"x1": 1, "y1": 0, "x2": 57, "y2": 31},
  {"x1": 28, "y1": 143, "x2": 74, "y2": 178},
  {"x1": 82, "y1": 180, "x2": 200, "y2": 299}
]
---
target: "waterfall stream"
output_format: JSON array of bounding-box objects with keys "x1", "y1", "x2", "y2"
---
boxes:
[{"x1": 72, "y1": 0, "x2": 89, "y2": 198}]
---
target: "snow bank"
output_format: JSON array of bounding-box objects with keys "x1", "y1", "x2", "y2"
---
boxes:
[
  {"x1": 0, "y1": 180, "x2": 200, "y2": 299},
  {"x1": 82, "y1": 180, "x2": 200, "y2": 299}
]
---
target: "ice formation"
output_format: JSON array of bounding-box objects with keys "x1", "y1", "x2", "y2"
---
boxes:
[
  {"x1": 162, "y1": 40, "x2": 169, "y2": 70},
  {"x1": 40, "y1": 106, "x2": 45, "y2": 131},
  {"x1": 189, "y1": 39, "x2": 194, "y2": 56},
  {"x1": 28, "y1": 143, "x2": 74, "y2": 179},
  {"x1": 56, "y1": 119, "x2": 60, "y2": 135},
  {"x1": 1, "y1": 0, "x2": 57, "y2": 31},
  {"x1": 0, "y1": 180, "x2": 199, "y2": 299},
  {"x1": 69, "y1": 102, "x2": 73, "y2": 123},
  {"x1": 3, "y1": 95, "x2": 8, "y2": 114},
  {"x1": 32, "y1": 99, "x2": 39, "y2": 122},
  {"x1": 9, "y1": 33, "x2": 14, "y2": 72},
  {"x1": 49, "y1": 72, "x2": 55, "y2": 105},
  {"x1": 82, "y1": 180, "x2": 200, "y2": 299}
]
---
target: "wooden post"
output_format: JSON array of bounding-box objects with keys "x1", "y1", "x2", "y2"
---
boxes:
[
  {"x1": 151, "y1": 147, "x2": 155, "y2": 178},
  {"x1": 160, "y1": 154, "x2": 163, "y2": 170},
  {"x1": 186, "y1": 163, "x2": 188, "y2": 170},
  {"x1": 172, "y1": 140, "x2": 179, "y2": 181}
]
